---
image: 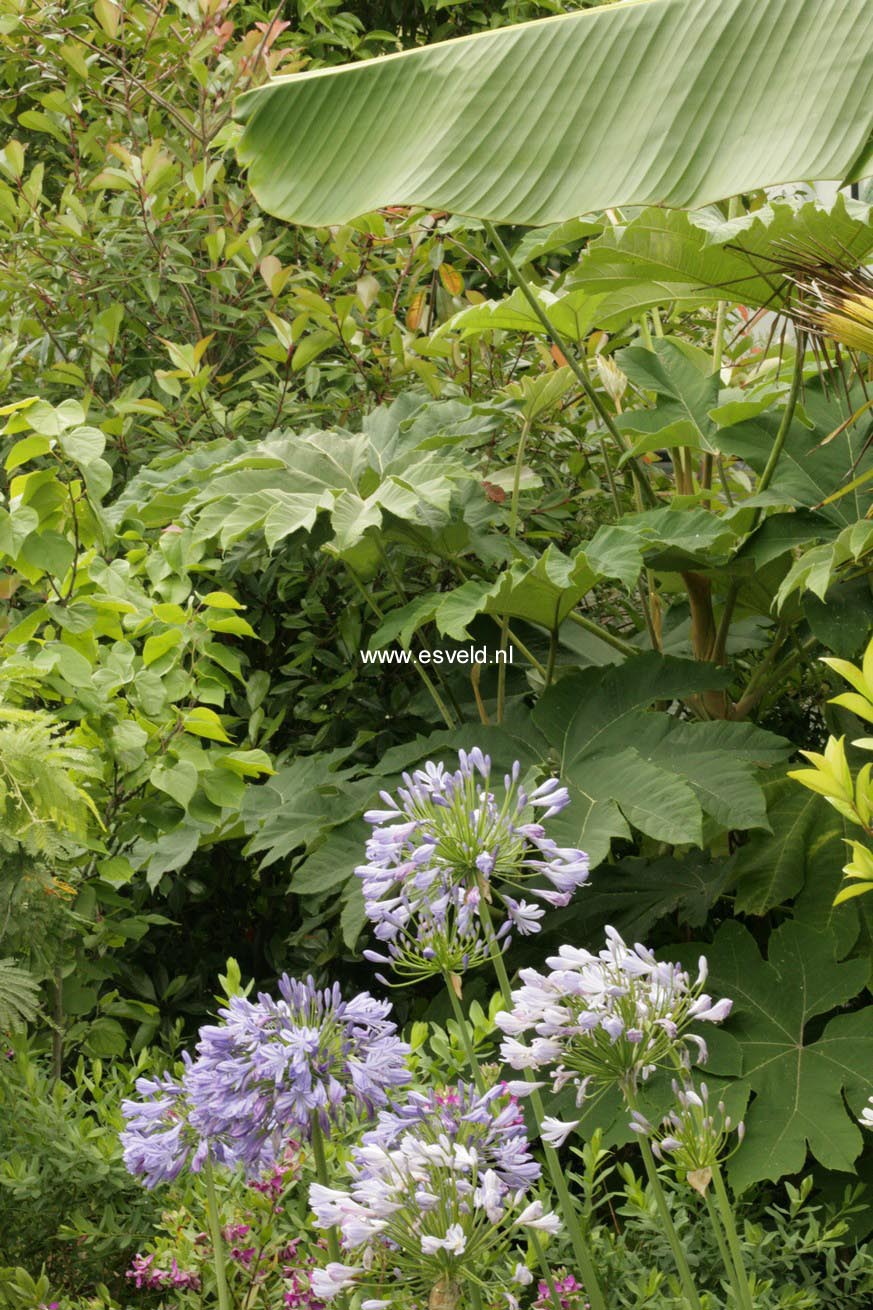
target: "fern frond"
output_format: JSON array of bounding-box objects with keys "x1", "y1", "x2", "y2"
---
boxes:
[{"x1": 0, "y1": 957, "x2": 41, "y2": 1031}]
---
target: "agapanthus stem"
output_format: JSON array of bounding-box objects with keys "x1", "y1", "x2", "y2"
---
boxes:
[
  {"x1": 441, "y1": 972, "x2": 564, "y2": 1310},
  {"x1": 478, "y1": 903, "x2": 609, "y2": 1310},
  {"x1": 311, "y1": 1114, "x2": 342, "y2": 1265},
  {"x1": 711, "y1": 1164, "x2": 754, "y2": 1310},
  {"x1": 443, "y1": 973, "x2": 487, "y2": 1096},
  {"x1": 203, "y1": 1156, "x2": 232, "y2": 1310},
  {"x1": 703, "y1": 1190, "x2": 744, "y2": 1308},
  {"x1": 632, "y1": 1127, "x2": 702, "y2": 1310}
]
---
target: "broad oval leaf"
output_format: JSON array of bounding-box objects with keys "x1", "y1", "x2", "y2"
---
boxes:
[{"x1": 235, "y1": 0, "x2": 873, "y2": 226}]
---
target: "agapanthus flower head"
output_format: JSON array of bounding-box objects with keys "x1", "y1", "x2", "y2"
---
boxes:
[
  {"x1": 496, "y1": 927, "x2": 732, "y2": 1111},
  {"x1": 358, "y1": 749, "x2": 589, "y2": 983},
  {"x1": 120, "y1": 1056, "x2": 237, "y2": 1188},
  {"x1": 630, "y1": 1079, "x2": 745, "y2": 1195},
  {"x1": 121, "y1": 977, "x2": 410, "y2": 1184},
  {"x1": 308, "y1": 1083, "x2": 558, "y2": 1305}
]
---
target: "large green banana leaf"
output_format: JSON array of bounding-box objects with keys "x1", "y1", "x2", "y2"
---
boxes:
[{"x1": 235, "y1": 0, "x2": 873, "y2": 228}]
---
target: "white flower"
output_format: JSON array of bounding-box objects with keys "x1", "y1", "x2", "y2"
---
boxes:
[
  {"x1": 540, "y1": 1116, "x2": 580, "y2": 1148},
  {"x1": 421, "y1": 1223, "x2": 467, "y2": 1255},
  {"x1": 310, "y1": 1263, "x2": 363, "y2": 1301},
  {"x1": 860, "y1": 1096, "x2": 873, "y2": 1130},
  {"x1": 513, "y1": 1263, "x2": 534, "y2": 1286},
  {"x1": 514, "y1": 1200, "x2": 562, "y2": 1233}
]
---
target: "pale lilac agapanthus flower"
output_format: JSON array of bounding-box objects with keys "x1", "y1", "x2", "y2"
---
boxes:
[
  {"x1": 357, "y1": 749, "x2": 589, "y2": 983},
  {"x1": 308, "y1": 1084, "x2": 559, "y2": 1304},
  {"x1": 496, "y1": 927, "x2": 732, "y2": 1133},
  {"x1": 121, "y1": 977, "x2": 409, "y2": 1186}
]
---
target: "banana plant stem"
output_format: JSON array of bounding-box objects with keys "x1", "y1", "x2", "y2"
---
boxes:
[
  {"x1": 483, "y1": 221, "x2": 658, "y2": 510},
  {"x1": 711, "y1": 1164, "x2": 755, "y2": 1310},
  {"x1": 203, "y1": 1157, "x2": 232, "y2": 1310},
  {"x1": 477, "y1": 902, "x2": 608, "y2": 1310}
]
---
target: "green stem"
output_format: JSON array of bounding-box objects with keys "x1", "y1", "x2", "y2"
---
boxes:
[
  {"x1": 478, "y1": 902, "x2": 608, "y2": 1310},
  {"x1": 566, "y1": 609, "x2": 638, "y2": 656},
  {"x1": 468, "y1": 1282, "x2": 484, "y2": 1310},
  {"x1": 444, "y1": 972, "x2": 487, "y2": 1096},
  {"x1": 503, "y1": 625, "x2": 547, "y2": 677},
  {"x1": 484, "y1": 220, "x2": 657, "y2": 509},
  {"x1": 631, "y1": 1125, "x2": 702, "y2": 1310},
  {"x1": 712, "y1": 1164, "x2": 754, "y2": 1310},
  {"x1": 344, "y1": 562, "x2": 456, "y2": 729},
  {"x1": 751, "y1": 335, "x2": 805, "y2": 524},
  {"x1": 203, "y1": 1157, "x2": 232, "y2": 1310},
  {"x1": 311, "y1": 1115, "x2": 341, "y2": 1265},
  {"x1": 703, "y1": 1190, "x2": 741, "y2": 1303},
  {"x1": 441, "y1": 972, "x2": 564, "y2": 1310}
]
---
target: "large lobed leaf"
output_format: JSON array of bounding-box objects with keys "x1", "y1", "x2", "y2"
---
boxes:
[
  {"x1": 235, "y1": 0, "x2": 873, "y2": 227},
  {"x1": 695, "y1": 920, "x2": 873, "y2": 1191}
]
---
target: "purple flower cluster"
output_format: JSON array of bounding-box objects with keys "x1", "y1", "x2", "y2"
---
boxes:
[
  {"x1": 534, "y1": 1271, "x2": 588, "y2": 1310},
  {"x1": 120, "y1": 976, "x2": 409, "y2": 1187},
  {"x1": 308, "y1": 1083, "x2": 558, "y2": 1303},
  {"x1": 630, "y1": 1079, "x2": 745, "y2": 1192},
  {"x1": 358, "y1": 749, "x2": 589, "y2": 982},
  {"x1": 496, "y1": 927, "x2": 732, "y2": 1123},
  {"x1": 281, "y1": 1238, "x2": 327, "y2": 1309},
  {"x1": 126, "y1": 1252, "x2": 201, "y2": 1291}
]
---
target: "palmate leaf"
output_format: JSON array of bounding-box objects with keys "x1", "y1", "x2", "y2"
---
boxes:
[
  {"x1": 234, "y1": 0, "x2": 873, "y2": 227},
  {"x1": 692, "y1": 920, "x2": 873, "y2": 1191},
  {"x1": 567, "y1": 197, "x2": 873, "y2": 318}
]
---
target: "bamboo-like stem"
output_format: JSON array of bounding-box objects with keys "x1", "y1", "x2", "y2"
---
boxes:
[
  {"x1": 203, "y1": 1157, "x2": 232, "y2": 1310},
  {"x1": 478, "y1": 902, "x2": 608, "y2": 1310},
  {"x1": 483, "y1": 221, "x2": 657, "y2": 509},
  {"x1": 711, "y1": 1165, "x2": 755, "y2": 1310}
]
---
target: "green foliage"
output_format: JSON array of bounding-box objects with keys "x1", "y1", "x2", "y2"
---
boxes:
[
  {"x1": 0, "y1": 1041, "x2": 162, "y2": 1295},
  {"x1": 789, "y1": 636, "x2": 873, "y2": 903},
  {"x1": 234, "y1": 0, "x2": 873, "y2": 226}
]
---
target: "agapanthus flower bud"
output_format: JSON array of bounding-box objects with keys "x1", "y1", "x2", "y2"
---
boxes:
[
  {"x1": 357, "y1": 750, "x2": 588, "y2": 982},
  {"x1": 308, "y1": 1084, "x2": 558, "y2": 1304},
  {"x1": 495, "y1": 927, "x2": 732, "y2": 1100},
  {"x1": 642, "y1": 1080, "x2": 745, "y2": 1193}
]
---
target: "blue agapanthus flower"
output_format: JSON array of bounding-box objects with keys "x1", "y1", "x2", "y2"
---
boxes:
[
  {"x1": 120, "y1": 976, "x2": 410, "y2": 1186},
  {"x1": 357, "y1": 748, "x2": 589, "y2": 982}
]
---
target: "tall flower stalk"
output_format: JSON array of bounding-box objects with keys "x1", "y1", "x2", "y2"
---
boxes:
[{"x1": 495, "y1": 927, "x2": 734, "y2": 1310}]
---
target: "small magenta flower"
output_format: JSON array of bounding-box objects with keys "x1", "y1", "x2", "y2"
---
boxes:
[
  {"x1": 496, "y1": 927, "x2": 732, "y2": 1118},
  {"x1": 358, "y1": 749, "x2": 589, "y2": 983},
  {"x1": 308, "y1": 1084, "x2": 557, "y2": 1304}
]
